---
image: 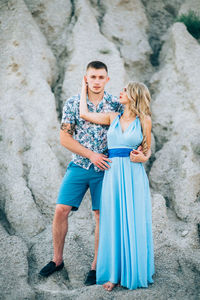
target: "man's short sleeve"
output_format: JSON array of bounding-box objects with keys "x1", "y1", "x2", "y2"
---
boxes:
[
  {"x1": 117, "y1": 102, "x2": 124, "y2": 114},
  {"x1": 61, "y1": 98, "x2": 76, "y2": 124},
  {"x1": 112, "y1": 96, "x2": 124, "y2": 113}
]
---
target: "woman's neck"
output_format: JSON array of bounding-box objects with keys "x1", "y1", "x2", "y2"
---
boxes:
[{"x1": 122, "y1": 105, "x2": 136, "y2": 119}]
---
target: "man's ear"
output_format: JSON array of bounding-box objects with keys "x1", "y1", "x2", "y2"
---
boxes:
[
  {"x1": 106, "y1": 76, "x2": 110, "y2": 84},
  {"x1": 84, "y1": 75, "x2": 88, "y2": 83}
]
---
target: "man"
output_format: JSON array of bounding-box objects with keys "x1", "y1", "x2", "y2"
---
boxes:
[{"x1": 39, "y1": 61, "x2": 123, "y2": 285}]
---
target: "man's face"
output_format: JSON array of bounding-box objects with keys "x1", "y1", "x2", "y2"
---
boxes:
[{"x1": 86, "y1": 68, "x2": 110, "y2": 94}]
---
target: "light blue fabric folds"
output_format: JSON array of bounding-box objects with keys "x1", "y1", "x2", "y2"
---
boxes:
[{"x1": 96, "y1": 114, "x2": 154, "y2": 290}]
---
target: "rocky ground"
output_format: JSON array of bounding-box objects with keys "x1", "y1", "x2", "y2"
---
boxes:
[{"x1": 0, "y1": 0, "x2": 199, "y2": 299}]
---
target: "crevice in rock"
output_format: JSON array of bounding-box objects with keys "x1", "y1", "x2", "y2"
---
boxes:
[
  {"x1": 193, "y1": 268, "x2": 200, "y2": 295},
  {"x1": 152, "y1": 131, "x2": 169, "y2": 153},
  {"x1": 166, "y1": 199, "x2": 189, "y2": 224},
  {"x1": 0, "y1": 0, "x2": 8, "y2": 10},
  {"x1": 28, "y1": 185, "x2": 47, "y2": 219},
  {"x1": 21, "y1": 158, "x2": 46, "y2": 219},
  {"x1": 24, "y1": 0, "x2": 78, "y2": 121},
  {"x1": 52, "y1": 0, "x2": 79, "y2": 121},
  {"x1": 162, "y1": 192, "x2": 182, "y2": 222},
  {"x1": 165, "y1": 196, "x2": 171, "y2": 208},
  {"x1": 149, "y1": 38, "x2": 163, "y2": 67},
  {"x1": 17, "y1": 139, "x2": 46, "y2": 220},
  {"x1": 0, "y1": 207, "x2": 15, "y2": 235},
  {"x1": 166, "y1": 204, "x2": 188, "y2": 225},
  {"x1": 51, "y1": 47, "x2": 69, "y2": 121},
  {"x1": 196, "y1": 190, "x2": 200, "y2": 202},
  {"x1": 27, "y1": 244, "x2": 36, "y2": 285},
  {"x1": 145, "y1": 153, "x2": 156, "y2": 176},
  {"x1": 177, "y1": 258, "x2": 182, "y2": 273},
  {"x1": 89, "y1": 0, "x2": 106, "y2": 30},
  {"x1": 141, "y1": 0, "x2": 183, "y2": 67},
  {"x1": 89, "y1": 1, "x2": 154, "y2": 86},
  {"x1": 197, "y1": 223, "x2": 200, "y2": 244},
  {"x1": 89, "y1": 1, "x2": 124, "y2": 60},
  {"x1": 112, "y1": 36, "x2": 124, "y2": 54},
  {"x1": 22, "y1": 161, "x2": 30, "y2": 182},
  {"x1": 70, "y1": 0, "x2": 78, "y2": 25}
]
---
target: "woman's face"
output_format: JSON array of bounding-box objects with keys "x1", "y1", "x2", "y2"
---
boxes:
[{"x1": 119, "y1": 87, "x2": 130, "y2": 104}]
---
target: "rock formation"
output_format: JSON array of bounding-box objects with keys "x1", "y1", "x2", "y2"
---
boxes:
[{"x1": 0, "y1": 0, "x2": 199, "y2": 299}]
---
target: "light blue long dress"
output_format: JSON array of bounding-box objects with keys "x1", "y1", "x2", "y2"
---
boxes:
[{"x1": 96, "y1": 114, "x2": 154, "y2": 289}]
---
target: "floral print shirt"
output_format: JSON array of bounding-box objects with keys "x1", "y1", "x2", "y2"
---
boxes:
[{"x1": 61, "y1": 91, "x2": 123, "y2": 172}]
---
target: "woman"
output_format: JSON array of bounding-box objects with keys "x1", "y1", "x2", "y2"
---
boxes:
[{"x1": 80, "y1": 79, "x2": 154, "y2": 291}]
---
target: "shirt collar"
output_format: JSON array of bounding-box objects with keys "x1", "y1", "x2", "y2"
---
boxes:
[{"x1": 86, "y1": 91, "x2": 112, "y2": 107}]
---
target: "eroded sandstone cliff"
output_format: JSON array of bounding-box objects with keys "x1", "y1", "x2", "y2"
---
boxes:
[{"x1": 0, "y1": 0, "x2": 199, "y2": 299}]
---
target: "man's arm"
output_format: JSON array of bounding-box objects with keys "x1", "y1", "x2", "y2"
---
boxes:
[
  {"x1": 60, "y1": 123, "x2": 111, "y2": 170},
  {"x1": 79, "y1": 78, "x2": 112, "y2": 125}
]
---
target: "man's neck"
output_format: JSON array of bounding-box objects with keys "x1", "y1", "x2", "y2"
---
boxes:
[{"x1": 88, "y1": 90, "x2": 105, "y2": 106}]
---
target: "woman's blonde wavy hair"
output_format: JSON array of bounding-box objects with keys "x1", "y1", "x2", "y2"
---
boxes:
[{"x1": 126, "y1": 81, "x2": 151, "y2": 154}]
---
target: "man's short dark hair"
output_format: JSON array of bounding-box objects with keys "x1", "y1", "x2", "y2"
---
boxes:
[{"x1": 86, "y1": 61, "x2": 108, "y2": 73}]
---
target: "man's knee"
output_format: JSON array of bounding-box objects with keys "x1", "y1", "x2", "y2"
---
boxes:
[{"x1": 55, "y1": 204, "x2": 72, "y2": 218}]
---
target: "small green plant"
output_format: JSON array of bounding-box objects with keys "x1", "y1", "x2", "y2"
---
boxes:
[{"x1": 176, "y1": 10, "x2": 200, "y2": 39}]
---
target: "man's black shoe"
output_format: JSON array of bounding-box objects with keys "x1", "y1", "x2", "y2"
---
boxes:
[
  {"x1": 84, "y1": 270, "x2": 96, "y2": 286},
  {"x1": 39, "y1": 261, "x2": 64, "y2": 277}
]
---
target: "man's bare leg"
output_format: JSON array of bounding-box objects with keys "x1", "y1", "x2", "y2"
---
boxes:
[
  {"x1": 91, "y1": 210, "x2": 100, "y2": 270},
  {"x1": 52, "y1": 204, "x2": 72, "y2": 266}
]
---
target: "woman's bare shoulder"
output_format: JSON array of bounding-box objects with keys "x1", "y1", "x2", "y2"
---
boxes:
[{"x1": 110, "y1": 112, "x2": 120, "y2": 123}]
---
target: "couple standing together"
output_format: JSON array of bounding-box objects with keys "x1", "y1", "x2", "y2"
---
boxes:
[{"x1": 39, "y1": 61, "x2": 154, "y2": 291}]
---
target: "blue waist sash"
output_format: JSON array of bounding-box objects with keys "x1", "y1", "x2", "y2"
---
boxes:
[{"x1": 108, "y1": 148, "x2": 133, "y2": 158}]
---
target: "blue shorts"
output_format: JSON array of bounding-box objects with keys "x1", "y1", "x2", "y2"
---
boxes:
[{"x1": 57, "y1": 162, "x2": 104, "y2": 211}]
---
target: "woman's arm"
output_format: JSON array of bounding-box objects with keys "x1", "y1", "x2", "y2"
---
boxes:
[
  {"x1": 130, "y1": 116, "x2": 152, "y2": 163},
  {"x1": 79, "y1": 77, "x2": 115, "y2": 125}
]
